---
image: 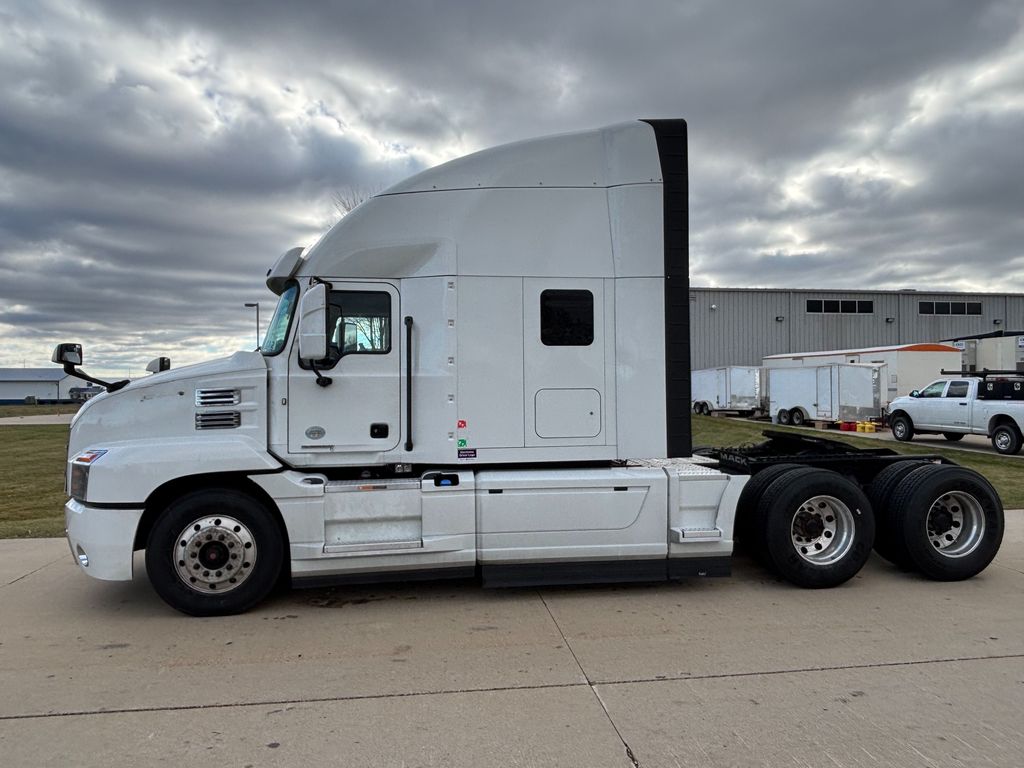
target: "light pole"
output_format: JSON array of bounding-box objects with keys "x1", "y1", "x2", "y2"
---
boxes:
[{"x1": 244, "y1": 302, "x2": 261, "y2": 350}]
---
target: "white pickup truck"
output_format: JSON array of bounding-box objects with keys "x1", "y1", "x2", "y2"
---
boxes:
[{"x1": 888, "y1": 375, "x2": 1024, "y2": 455}]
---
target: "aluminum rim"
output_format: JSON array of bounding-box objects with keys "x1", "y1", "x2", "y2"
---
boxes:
[
  {"x1": 893, "y1": 421, "x2": 907, "y2": 439},
  {"x1": 925, "y1": 491, "x2": 985, "y2": 558},
  {"x1": 994, "y1": 430, "x2": 1012, "y2": 452},
  {"x1": 790, "y1": 495, "x2": 856, "y2": 566},
  {"x1": 173, "y1": 515, "x2": 257, "y2": 594}
]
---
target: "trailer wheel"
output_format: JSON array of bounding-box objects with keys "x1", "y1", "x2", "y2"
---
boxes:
[
  {"x1": 146, "y1": 488, "x2": 284, "y2": 616},
  {"x1": 693, "y1": 402, "x2": 702, "y2": 414},
  {"x1": 890, "y1": 414, "x2": 914, "y2": 442},
  {"x1": 789, "y1": 409, "x2": 805, "y2": 427},
  {"x1": 942, "y1": 433, "x2": 964, "y2": 442},
  {"x1": 889, "y1": 465, "x2": 1004, "y2": 580},
  {"x1": 777, "y1": 409, "x2": 791, "y2": 425},
  {"x1": 733, "y1": 463, "x2": 805, "y2": 560},
  {"x1": 991, "y1": 424, "x2": 1022, "y2": 455},
  {"x1": 756, "y1": 468, "x2": 875, "y2": 588},
  {"x1": 866, "y1": 460, "x2": 930, "y2": 569}
]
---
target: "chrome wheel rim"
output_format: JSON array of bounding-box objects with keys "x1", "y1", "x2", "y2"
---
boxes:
[
  {"x1": 790, "y1": 495, "x2": 856, "y2": 565},
  {"x1": 174, "y1": 516, "x2": 257, "y2": 594},
  {"x1": 926, "y1": 492, "x2": 985, "y2": 558},
  {"x1": 894, "y1": 422, "x2": 907, "y2": 438},
  {"x1": 994, "y1": 431, "x2": 1011, "y2": 451}
]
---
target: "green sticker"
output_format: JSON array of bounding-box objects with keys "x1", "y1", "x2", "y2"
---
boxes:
[{"x1": 457, "y1": 439, "x2": 467, "y2": 448}]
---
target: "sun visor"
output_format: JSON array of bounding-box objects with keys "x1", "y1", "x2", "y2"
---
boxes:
[{"x1": 266, "y1": 246, "x2": 306, "y2": 294}]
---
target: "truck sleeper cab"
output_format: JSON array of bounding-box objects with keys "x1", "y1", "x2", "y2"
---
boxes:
[{"x1": 58, "y1": 121, "x2": 1005, "y2": 615}]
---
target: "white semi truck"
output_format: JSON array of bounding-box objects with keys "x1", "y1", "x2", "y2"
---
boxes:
[{"x1": 54, "y1": 120, "x2": 1005, "y2": 615}]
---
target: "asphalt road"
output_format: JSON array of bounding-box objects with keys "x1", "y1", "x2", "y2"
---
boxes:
[{"x1": 1, "y1": 520, "x2": 1022, "y2": 768}]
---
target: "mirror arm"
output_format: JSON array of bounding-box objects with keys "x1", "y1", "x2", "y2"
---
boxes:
[
  {"x1": 62, "y1": 363, "x2": 129, "y2": 393},
  {"x1": 310, "y1": 360, "x2": 333, "y2": 388}
]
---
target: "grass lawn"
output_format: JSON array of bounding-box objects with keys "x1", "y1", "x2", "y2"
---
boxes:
[
  {"x1": 693, "y1": 415, "x2": 1024, "y2": 508},
  {"x1": 0, "y1": 417, "x2": 1020, "y2": 539},
  {"x1": 0, "y1": 403, "x2": 80, "y2": 418}
]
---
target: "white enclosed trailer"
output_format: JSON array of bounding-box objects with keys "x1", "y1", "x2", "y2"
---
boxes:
[
  {"x1": 768, "y1": 364, "x2": 884, "y2": 426},
  {"x1": 763, "y1": 344, "x2": 961, "y2": 406},
  {"x1": 53, "y1": 121, "x2": 1005, "y2": 615},
  {"x1": 691, "y1": 366, "x2": 764, "y2": 415}
]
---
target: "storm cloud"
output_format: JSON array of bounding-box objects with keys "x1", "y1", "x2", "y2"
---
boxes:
[{"x1": 1, "y1": 1, "x2": 1022, "y2": 375}]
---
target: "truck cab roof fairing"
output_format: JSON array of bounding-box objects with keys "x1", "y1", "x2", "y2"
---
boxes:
[{"x1": 297, "y1": 121, "x2": 665, "y2": 281}]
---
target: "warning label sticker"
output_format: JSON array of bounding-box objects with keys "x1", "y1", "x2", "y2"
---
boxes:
[{"x1": 457, "y1": 449, "x2": 477, "y2": 460}]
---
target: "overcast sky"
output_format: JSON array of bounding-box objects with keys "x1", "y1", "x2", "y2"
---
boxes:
[{"x1": 2, "y1": 1, "x2": 1022, "y2": 376}]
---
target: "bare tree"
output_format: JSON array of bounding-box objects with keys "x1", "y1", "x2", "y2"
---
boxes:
[{"x1": 332, "y1": 185, "x2": 383, "y2": 221}]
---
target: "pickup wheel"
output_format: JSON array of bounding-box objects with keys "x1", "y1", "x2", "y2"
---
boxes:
[
  {"x1": 991, "y1": 424, "x2": 1022, "y2": 455},
  {"x1": 789, "y1": 409, "x2": 805, "y2": 427},
  {"x1": 890, "y1": 414, "x2": 914, "y2": 442},
  {"x1": 146, "y1": 489, "x2": 283, "y2": 616},
  {"x1": 733, "y1": 463, "x2": 804, "y2": 561},
  {"x1": 756, "y1": 468, "x2": 875, "y2": 588},
  {"x1": 889, "y1": 465, "x2": 1004, "y2": 580},
  {"x1": 777, "y1": 409, "x2": 791, "y2": 425},
  {"x1": 866, "y1": 460, "x2": 930, "y2": 569},
  {"x1": 942, "y1": 433, "x2": 965, "y2": 442}
]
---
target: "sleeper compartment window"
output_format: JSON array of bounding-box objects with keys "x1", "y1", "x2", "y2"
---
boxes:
[{"x1": 540, "y1": 289, "x2": 594, "y2": 346}]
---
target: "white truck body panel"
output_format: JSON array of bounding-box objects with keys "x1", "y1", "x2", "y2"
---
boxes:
[
  {"x1": 691, "y1": 366, "x2": 763, "y2": 413},
  {"x1": 768, "y1": 364, "x2": 884, "y2": 422},
  {"x1": 763, "y1": 344, "x2": 961, "y2": 405}
]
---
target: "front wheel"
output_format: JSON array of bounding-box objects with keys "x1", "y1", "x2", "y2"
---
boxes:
[
  {"x1": 891, "y1": 414, "x2": 914, "y2": 442},
  {"x1": 777, "y1": 409, "x2": 791, "y2": 425},
  {"x1": 146, "y1": 488, "x2": 284, "y2": 616},
  {"x1": 991, "y1": 424, "x2": 1022, "y2": 455},
  {"x1": 755, "y1": 468, "x2": 875, "y2": 588}
]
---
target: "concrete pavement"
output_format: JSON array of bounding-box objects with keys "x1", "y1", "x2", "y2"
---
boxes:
[{"x1": 1, "y1": 516, "x2": 1022, "y2": 767}]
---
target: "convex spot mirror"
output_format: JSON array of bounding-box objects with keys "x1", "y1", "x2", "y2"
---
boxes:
[
  {"x1": 297, "y1": 282, "x2": 328, "y2": 362},
  {"x1": 52, "y1": 343, "x2": 83, "y2": 366}
]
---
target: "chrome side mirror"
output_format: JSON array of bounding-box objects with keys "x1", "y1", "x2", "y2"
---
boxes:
[{"x1": 297, "y1": 283, "x2": 328, "y2": 362}]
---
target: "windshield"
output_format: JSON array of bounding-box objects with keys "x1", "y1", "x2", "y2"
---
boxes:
[{"x1": 261, "y1": 283, "x2": 299, "y2": 356}]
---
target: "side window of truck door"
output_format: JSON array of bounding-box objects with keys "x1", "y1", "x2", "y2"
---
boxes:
[
  {"x1": 325, "y1": 291, "x2": 392, "y2": 365},
  {"x1": 919, "y1": 381, "x2": 947, "y2": 398},
  {"x1": 944, "y1": 381, "x2": 969, "y2": 398}
]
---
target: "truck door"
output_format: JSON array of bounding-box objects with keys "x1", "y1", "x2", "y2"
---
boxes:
[
  {"x1": 287, "y1": 282, "x2": 401, "y2": 455},
  {"x1": 913, "y1": 380, "x2": 949, "y2": 428},
  {"x1": 943, "y1": 380, "x2": 971, "y2": 429}
]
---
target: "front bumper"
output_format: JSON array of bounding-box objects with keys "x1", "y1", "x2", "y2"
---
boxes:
[{"x1": 64, "y1": 499, "x2": 145, "y2": 581}]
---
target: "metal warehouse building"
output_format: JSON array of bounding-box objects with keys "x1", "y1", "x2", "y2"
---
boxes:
[
  {"x1": 690, "y1": 288, "x2": 1024, "y2": 370},
  {"x1": 0, "y1": 369, "x2": 76, "y2": 404}
]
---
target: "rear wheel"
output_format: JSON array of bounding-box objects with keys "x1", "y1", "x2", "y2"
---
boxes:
[
  {"x1": 733, "y1": 463, "x2": 804, "y2": 561},
  {"x1": 777, "y1": 409, "x2": 791, "y2": 425},
  {"x1": 789, "y1": 409, "x2": 805, "y2": 427},
  {"x1": 942, "y1": 432, "x2": 964, "y2": 442},
  {"x1": 890, "y1": 414, "x2": 914, "y2": 442},
  {"x1": 755, "y1": 468, "x2": 875, "y2": 588},
  {"x1": 889, "y1": 465, "x2": 1004, "y2": 580},
  {"x1": 866, "y1": 460, "x2": 930, "y2": 568},
  {"x1": 991, "y1": 423, "x2": 1022, "y2": 455},
  {"x1": 146, "y1": 489, "x2": 284, "y2": 616}
]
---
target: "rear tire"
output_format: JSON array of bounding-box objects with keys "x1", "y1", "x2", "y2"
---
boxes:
[
  {"x1": 777, "y1": 409, "x2": 791, "y2": 425},
  {"x1": 146, "y1": 489, "x2": 284, "y2": 616},
  {"x1": 866, "y1": 460, "x2": 930, "y2": 568},
  {"x1": 991, "y1": 424, "x2": 1022, "y2": 455},
  {"x1": 889, "y1": 465, "x2": 1004, "y2": 580},
  {"x1": 789, "y1": 409, "x2": 805, "y2": 427},
  {"x1": 755, "y1": 468, "x2": 875, "y2": 588},
  {"x1": 890, "y1": 414, "x2": 914, "y2": 442},
  {"x1": 693, "y1": 402, "x2": 702, "y2": 414},
  {"x1": 733, "y1": 463, "x2": 805, "y2": 561},
  {"x1": 942, "y1": 432, "x2": 964, "y2": 442}
]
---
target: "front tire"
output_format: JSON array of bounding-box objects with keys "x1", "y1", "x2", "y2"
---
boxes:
[
  {"x1": 146, "y1": 489, "x2": 284, "y2": 616},
  {"x1": 890, "y1": 414, "x2": 914, "y2": 442},
  {"x1": 991, "y1": 424, "x2": 1022, "y2": 455},
  {"x1": 777, "y1": 409, "x2": 791, "y2": 425},
  {"x1": 889, "y1": 465, "x2": 1004, "y2": 580},
  {"x1": 866, "y1": 460, "x2": 929, "y2": 569},
  {"x1": 755, "y1": 468, "x2": 875, "y2": 588}
]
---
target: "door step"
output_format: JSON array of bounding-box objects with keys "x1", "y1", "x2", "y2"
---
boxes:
[{"x1": 669, "y1": 527, "x2": 722, "y2": 543}]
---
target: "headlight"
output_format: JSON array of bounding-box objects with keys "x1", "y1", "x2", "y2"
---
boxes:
[{"x1": 70, "y1": 449, "x2": 107, "y2": 502}]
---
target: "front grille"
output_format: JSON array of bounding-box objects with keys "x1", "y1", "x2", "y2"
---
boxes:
[
  {"x1": 195, "y1": 411, "x2": 241, "y2": 430},
  {"x1": 195, "y1": 388, "x2": 240, "y2": 407}
]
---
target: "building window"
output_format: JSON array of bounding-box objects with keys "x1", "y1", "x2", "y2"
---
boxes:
[
  {"x1": 823, "y1": 299, "x2": 840, "y2": 313},
  {"x1": 807, "y1": 299, "x2": 871, "y2": 314},
  {"x1": 541, "y1": 290, "x2": 594, "y2": 346},
  {"x1": 919, "y1": 301, "x2": 934, "y2": 314},
  {"x1": 857, "y1": 301, "x2": 873, "y2": 313},
  {"x1": 806, "y1": 300, "x2": 823, "y2": 313},
  {"x1": 920, "y1": 300, "x2": 984, "y2": 316},
  {"x1": 935, "y1": 302, "x2": 950, "y2": 315},
  {"x1": 967, "y1": 302, "x2": 982, "y2": 315}
]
